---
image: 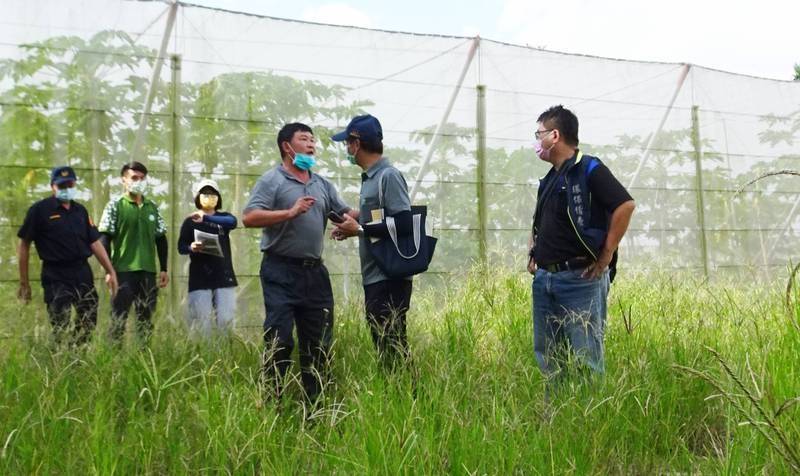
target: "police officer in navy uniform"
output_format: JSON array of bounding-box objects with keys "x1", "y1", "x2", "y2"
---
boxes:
[{"x1": 17, "y1": 166, "x2": 119, "y2": 344}]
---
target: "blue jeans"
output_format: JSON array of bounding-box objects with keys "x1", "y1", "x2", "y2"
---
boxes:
[
  {"x1": 532, "y1": 268, "x2": 610, "y2": 379},
  {"x1": 187, "y1": 287, "x2": 237, "y2": 337}
]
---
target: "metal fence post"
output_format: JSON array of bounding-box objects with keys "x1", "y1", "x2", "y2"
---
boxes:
[
  {"x1": 169, "y1": 54, "x2": 181, "y2": 317},
  {"x1": 691, "y1": 105, "x2": 709, "y2": 278},
  {"x1": 476, "y1": 84, "x2": 487, "y2": 266}
]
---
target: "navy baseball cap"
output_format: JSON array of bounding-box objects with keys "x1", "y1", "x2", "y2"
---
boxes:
[
  {"x1": 331, "y1": 114, "x2": 383, "y2": 144},
  {"x1": 50, "y1": 166, "x2": 77, "y2": 185}
]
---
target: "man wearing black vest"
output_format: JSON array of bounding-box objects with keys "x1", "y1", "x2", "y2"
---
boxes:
[{"x1": 528, "y1": 105, "x2": 635, "y2": 388}]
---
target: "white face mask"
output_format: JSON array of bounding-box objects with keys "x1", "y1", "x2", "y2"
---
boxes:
[
  {"x1": 128, "y1": 179, "x2": 147, "y2": 195},
  {"x1": 55, "y1": 186, "x2": 77, "y2": 202}
]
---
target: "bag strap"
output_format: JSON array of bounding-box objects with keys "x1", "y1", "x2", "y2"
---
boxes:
[
  {"x1": 386, "y1": 214, "x2": 422, "y2": 259},
  {"x1": 377, "y1": 167, "x2": 387, "y2": 208},
  {"x1": 378, "y1": 167, "x2": 422, "y2": 259}
]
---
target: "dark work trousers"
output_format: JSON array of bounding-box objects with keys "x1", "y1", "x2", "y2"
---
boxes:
[
  {"x1": 110, "y1": 271, "x2": 158, "y2": 342},
  {"x1": 260, "y1": 255, "x2": 334, "y2": 404},
  {"x1": 42, "y1": 262, "x2": 98, "y2": 345},
  {"x1": 364, "y1": 279, "x2": 413, "y2": 370}
]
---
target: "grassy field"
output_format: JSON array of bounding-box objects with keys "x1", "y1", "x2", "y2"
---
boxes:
[{"x1": 0, "y1": 269, "x2": 798, "y2": 474}]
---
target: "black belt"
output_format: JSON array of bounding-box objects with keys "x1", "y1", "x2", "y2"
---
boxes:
[
  {"x1": 541, "y1": 257, "x2": 592, "y2": 273},
  {"x1": 264, "y1": 253, "x2": 323, "y2": 268}
]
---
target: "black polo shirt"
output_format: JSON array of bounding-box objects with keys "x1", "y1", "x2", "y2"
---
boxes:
[
  {"x1": 18, "y1": 197, "x2": 101, "y2": 267},
  {"x1": 533, "y1": 162, "x2": 632, "y2": 266}
]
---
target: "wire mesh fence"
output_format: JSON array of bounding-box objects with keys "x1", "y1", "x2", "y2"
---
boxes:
[{"x1": 2, "y1": 0, "x2": 799, "y2": 310}]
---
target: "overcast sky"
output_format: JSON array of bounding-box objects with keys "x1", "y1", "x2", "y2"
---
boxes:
[{"x1": 187, "y1": 0, "x2": 799, "y2": 81}]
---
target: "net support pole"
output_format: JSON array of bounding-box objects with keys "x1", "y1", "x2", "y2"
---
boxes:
[
  {"x1": 130, "y1": 1, "x2": 178, "y2": 162},
  {"x1": 763, "y1": 107, "x2": 800, "y2": 266},
  {"x1": 476, "y1": 84, "x2": 488, "y2": 266},
  {"x1": 765, "y1": 192, "x2": 800, "y2": 264},
  {"x1": 691, "y1": 105, "x2": 709, "y2": 279},
  {"x1": 410, "y1": 37, "x2": 479, "y2": 202},
  {"x1": 627, "y1": 63, "x2": 691, "y2": 189},
  {"x1": 168, "y1": 53, "x2": 181, "y2": 318}
]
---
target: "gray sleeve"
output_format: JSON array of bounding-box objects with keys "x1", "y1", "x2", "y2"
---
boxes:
[
  {"x1": 326, "y1": 180, "x2": 351, "y2": 215},
  {"x1": 381, "y1": 169, "x2": 411, "y2": 215},
  {"x1": 244, "y1": 175, "x2": 277, "y2": 213}
]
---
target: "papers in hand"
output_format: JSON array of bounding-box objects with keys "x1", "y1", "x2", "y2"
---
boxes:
[
  {"x1": 194, "y1": 229, "x2": 224, "y2": 258},
  {"x1": 368, "y1": 208, "x2": 384, "y2": 225},
  {"x1": 367, "y1": 208, "x2": 385, "y2": 243}
]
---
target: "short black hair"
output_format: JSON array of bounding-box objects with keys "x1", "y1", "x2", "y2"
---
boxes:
[
  {"x1": 195, "y1": 186, "x2": 222, "y2": 210},
  {"x1": 347, "y1": 137, "x2": 383, "y2": 155},
  {"x1": 277, "y1": 123, "x2": 313, "y2": 158},
  {"x1": 537, "y1": 105, "x2": 579, "y2": 147},
  {"x1": 120, "y1": 161, "x2": 148, "y2": 176}
]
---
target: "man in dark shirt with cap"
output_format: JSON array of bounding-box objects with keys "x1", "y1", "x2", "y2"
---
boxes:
[
  {"x1": 330, "y1": 114, "x2": 416, "y2": 371},
  {"x1": 17, "y1": 166, "x2": 119, "y2": 345},
  {"x1": 528, "y1": 105, "x2": 635, "y2": 392}
]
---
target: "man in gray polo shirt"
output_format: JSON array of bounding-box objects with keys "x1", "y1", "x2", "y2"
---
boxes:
[
  {"x1": 243, "y1": 122, "x2": 351, "y2": 404},
  {"x1": 331, "y1": 114, "x2": 415, "y2": 371}
]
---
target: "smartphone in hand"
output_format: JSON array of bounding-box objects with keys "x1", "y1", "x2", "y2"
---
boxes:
[{"x1": 327, "y1": 210, "x2": 345, "y2": 223}]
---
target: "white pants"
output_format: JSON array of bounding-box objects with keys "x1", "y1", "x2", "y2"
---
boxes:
[{"x1": 187, "y1": 287, "x2": 236, "y2": 337}]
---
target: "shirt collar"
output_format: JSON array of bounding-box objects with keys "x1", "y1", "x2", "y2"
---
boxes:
[
  {"x1": 363, "y1": 157, "x2": 389, "y2": 180},
  {"x1": 276, "y1": 163, "x2": 317, "y2": 185},
  {"x1": 121, "y1": 194, "x2": 151, "y2": 206},
  {"x1": 47, "y1": 196, "x2": 70, "y2": 211},
  {"x1": 553, "y1": 149, "x2": 581, "y2": 174}
]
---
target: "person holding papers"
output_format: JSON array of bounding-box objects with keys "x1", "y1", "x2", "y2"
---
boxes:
[{"x1": 178, "y1": 178, "x2": 238, "y2": 337}]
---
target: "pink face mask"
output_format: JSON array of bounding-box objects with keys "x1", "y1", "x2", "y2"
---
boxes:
[{"x1": 535, "y1": 139, "x2": 554, "y2": 161}]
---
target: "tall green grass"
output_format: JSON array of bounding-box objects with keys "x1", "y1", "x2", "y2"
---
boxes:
[{"x1": 1, "y1": 269, "x2": 798, "y2": 474}]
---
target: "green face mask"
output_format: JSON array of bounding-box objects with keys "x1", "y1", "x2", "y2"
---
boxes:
[{"x1": 346, "y1": 154, "x2": 357, "y2": 165}]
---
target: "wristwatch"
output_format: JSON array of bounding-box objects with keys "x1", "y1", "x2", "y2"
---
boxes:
[{"x1": 357, "y1": 225, "x2": 364, "y2": 237}]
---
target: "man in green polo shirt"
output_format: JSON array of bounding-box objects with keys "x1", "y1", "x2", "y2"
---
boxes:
[{"x1": 99, "y1": 161, "x2": 169, "y2": 341}]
